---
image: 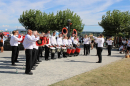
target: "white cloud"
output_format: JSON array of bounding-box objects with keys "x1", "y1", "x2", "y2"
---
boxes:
[
  {"x1": 2, "y1": 25, "x2": 9, "y2": 27},
  {"x1": 0, "y1": 0, "x2": 125, "y2": 31}
]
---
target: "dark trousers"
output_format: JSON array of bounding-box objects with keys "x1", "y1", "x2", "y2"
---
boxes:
[
  {"x1": 96, "y1": 43, "x2": 98, "y2": 55},
  {"x1": 45, "y1": 46, "x2": 49, "y2": 60},
  {"x1": 15, "y1": 46, "x2": 19, "y2": 61},
  {"x1": 32, "y1": 48, "x2": 37, "y2": 68},
  {"x1": 108, "y1": 45, "x2": 112, "y2": 55},
  {"x1": 63, "y1": 52, "x2": 67, "y2": 57},
  {"x1": 73, "y1": 44, "x2": 77, "y2": 48},
  {"x1": 58, "y1": 52, "x2": 61, "y2": 58},
  {"x1": 84, "y1": 44, "x2": 89, "y2": 55},
  {"x1": 51, "y1": 53, "x2": 55, "y2": 59},
  {"x1": 88, "y1": 44, "x2": 91, "y2": 54},
  {"x1": 97, "y1": 47, "x2": 103, "y2": 62},
  {"x1": 11, "y1": 46, "x2": 18, "y2": 65},
  {"x1": 39, "y1": 47, "x2": 43, "y2": 56},
  {"x1": 37, "y1": 47, "x2": 42, "y2": 61},
  {"x1": 25, "y1": 49, "x2": 32, "y2": 73}
]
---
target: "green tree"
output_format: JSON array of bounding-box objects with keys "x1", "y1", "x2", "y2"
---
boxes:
[
  {"x1": 19, "y1": 9, "x2": 84, "y2": 33},
  {"x1": 99, "y1": 10, "x2": 130, "y2": 37},
  {"x1": 55, "y1": 9, "x2": 84, "y2": 33}
]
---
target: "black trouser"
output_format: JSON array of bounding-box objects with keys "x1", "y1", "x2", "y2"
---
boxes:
[
  {"x1": 88, "y1": 44, "x2": 91, "y2": 54},
  {"x1": 45, "y1": 46, "x2": 49, "y2": 60},
  {"x1": 84, "y1": 44, "x2": 89, "y2": 55},
  {"x1": 63, "y1": 52, "x2": 67, "y2": 57},
  {"x1": 25, "y1": 49, "x2": 32, "y2": 73},
  {"x1": 11, "y1": 46, "x2": 18, "y2": 65},
  {"x1": 32, "y1": 48, "x2": 37, "y2": 68},
  {"x1": 97, "y1": 47, "x2": 103, "y2": 62},
  {"x1": 108, "y1": 45, "x2": 112, "y2": 55},
  {"x1": 51, "y1": 53, "x2": 55, "y2": 59},
  {"x1": 15, "y1": 46, "x2": 19, "y2": 61},
  {"x1": 96, "y1": 43, "x2": 98, "y2": 55},
  {"x1": 39, "y1": 47, "x2": 43, "y2": 57},
  {"x1": 73, "y1": 44, "x2": 77, "y2": 48},
  {"x1": 58, "y1": 52, "x2": 61, "y2": 58}
]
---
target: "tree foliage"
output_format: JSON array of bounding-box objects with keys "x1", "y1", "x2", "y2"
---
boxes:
[
  {"x1": 19, "y1": 9, "x2": 84, "y2": 33},
  {"x1": 99, "y1": 10, "x2": 130, "y2": 37}
]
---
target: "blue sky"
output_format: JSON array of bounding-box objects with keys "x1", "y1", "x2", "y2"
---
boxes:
[{"x1": 0, "y1": 0, "x2": 130, "y2": 32}]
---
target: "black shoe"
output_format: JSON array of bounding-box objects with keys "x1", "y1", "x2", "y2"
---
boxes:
[
  {"x1": 38, "y1": 60, "x2": 42, "y2": 62},
  {"x1": 34, "y1": 64, "x2": 38, "y2": 67},
  {"x1": 15, "y1": 60, "x2": 19, "y2": 62},
  {"x1": 40, "y1": 56, "x2": 44, "y2": 57},
  {"x1": 58, "y1": 57, "x2": 62, "y2": 58},
  {"x1": 25, "y1": 71, "x2": 33, "y2": 75},
  {"x1": 12, "y1": 64, "x2": 17, "y2": 66},
  {"x1": 36, "y1": 62, "x2": 39, "y2": 64},
  {"x1": 96, "y1": 62, "x2": 101, "y2": 63}
]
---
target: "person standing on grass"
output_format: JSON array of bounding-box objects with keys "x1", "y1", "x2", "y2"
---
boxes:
[
  {"x1": 106, "y1": 38, "x2": 113, "y2": 56},
  {"x1": 92, "y1": 34, "x2": 104, "y2": 63},
  {"x1": 10, "y1": 31, "x2": 23, "y2": 66}
]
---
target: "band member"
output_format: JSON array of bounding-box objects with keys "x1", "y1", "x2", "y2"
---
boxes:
[
  {"x1": 50, "y1": 32, "x2": 57, "y2": 59},
  {"x1": 88, "y1": 37, "x2": 91, "y2": 54},
  {"x1": 62, "y1": 35, "x2": 68, "y2": 57},
  {"x1": 127, "y1": 38, "x2": 130, "y2": 54},
  {"x1": 10, "y1": 31, "x2": 23, "y2": 66},
  {"x1": 106, "y1": 38, "x2": 113, "y2": 56},
  {"x1": 31, "y1": 31, "x2": 40, "y2": 70},
  {"x1": 15, "y1": 30, "x2": 20, "y2": 62},
  {"x1": 45, "y1": 31, "x2": 51, "y2": 61},
  {"x1": 73, "y1": 36, "x2": 79, "y2": 48},
  {"x1": 95, "y1": 39, "x2": 98, "y2": 56},
  {"x1": 93, "y1": 34, "x2": 104, "y2": 63},
  {"x1": 68, "y1": 36, "x2": 72, "y2": 47},
  {"x1": 83, "y1": 35, "x2": 90, "y2": 55},
  {"x1": 71, "y1": 34, "x2": 75, "y2": 42},
  {"x1": 57, "y1": 33, "x2": 63, "y2": 58},
  {"x1": 23, "y1": 30, "x2": 39, "y2": 75}
]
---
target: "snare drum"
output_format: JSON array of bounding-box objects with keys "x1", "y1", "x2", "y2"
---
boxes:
[
  {"x1": 56, "y1": 47, "x2": 61, "y2": 52},
  {"x1": 62, "y1": 47, "x2": 67, "y2": 52},
  {"x1": 50, "y1": 47, "x2": 56, "y2": 53}
]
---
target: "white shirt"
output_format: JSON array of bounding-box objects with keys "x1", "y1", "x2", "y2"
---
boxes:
[
  {"x1": 57, "y1": 37, "x2": 63, "y2": 46},
  {"x1": 50, "y1": 36, "x2": 57, "y2": 45},
  {"x1": 68, "y1": 39, "x2": 72, "y2": 45},
  {"x1": 93, "y1": 36, "x2": 104, "y2": 47},
  {"x1": 127, "y1": 40, "x2": 130, "y2": 47},
  {"x1": 71, "y1": 37, "x2": 74, "y2": 41},
  {"x1": 32, "y1": 35, "x2": 39, "y2": 49},
  {"x1": 119, "y1": 45, "x2": 124, "y2": 50},
  {"x1": 106, "y1": 40, "x2": 113, "y2": 45},
  {"x1": 10, "y1": 35, "x2": 23, "y2": 46},
  {"x1": 122, "y1": 40, "x2": 126, "y2": 44},
  {"x1": 16, "y1": 35, "x2": 20, "y2": 44},
  {"x1": 83, "y1": 38, "x2": 90, "y2": 44},
  {"x1": 23, "y1": 34, "x2": 39, "y2": 49},
  {"x1": 73, "y1": 39, "x2": 78, "y2": 45},
  {"x1": 62, "y1": 39, "x2": 68, "y2": 46}
]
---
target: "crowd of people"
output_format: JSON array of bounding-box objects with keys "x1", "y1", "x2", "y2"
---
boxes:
[{"x1": 4, "y1": 29, "x2": 115, "y2": 75}]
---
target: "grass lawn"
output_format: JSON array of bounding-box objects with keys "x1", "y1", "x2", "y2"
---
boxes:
[{"x1": 50, "y1": 58, "x2": 130, "y2": 86}]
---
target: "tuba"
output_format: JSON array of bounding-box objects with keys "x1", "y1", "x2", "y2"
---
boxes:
[
  {"x1": 62, "y1": 27, "x2": 68, "y2": 36},
  {"x1": 72, "y1": 29, "x2": 77, "y2": 36},
  {"x1": 18, "y1": 34, "x2": 25, "y2": 43}
]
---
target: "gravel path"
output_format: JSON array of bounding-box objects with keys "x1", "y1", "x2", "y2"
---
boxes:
[{"x1": 0, "y1": 48, "x2": 124, "y2": 86}]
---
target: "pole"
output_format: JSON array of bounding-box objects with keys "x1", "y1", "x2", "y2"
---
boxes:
[{"x1": 68, "y1": 23, "x2": 70, "y2": 37}]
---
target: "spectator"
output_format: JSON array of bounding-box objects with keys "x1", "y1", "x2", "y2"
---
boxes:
[{"x1": 0, "y1": 33, "x2": 4, "y2": 52}]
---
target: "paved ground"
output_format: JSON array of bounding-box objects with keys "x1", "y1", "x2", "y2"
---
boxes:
[{"x1": 0, "y1": 47, "x2": 124, "y2": 86}]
